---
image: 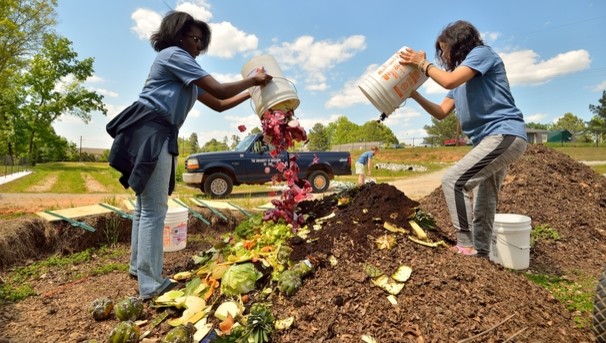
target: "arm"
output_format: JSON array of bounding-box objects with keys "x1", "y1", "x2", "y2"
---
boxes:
[
  {"x1": 367, "y1": 156, "x2": 372, "y2": 175},
  {"x1": 193, "y1": 71, "x2": 271, "y2": 99},
  {"x1": 197, "y1": 91, "x2": 251, "y2": 112},
  {"x1": 409, "y1": 91, "x2": 455, "y2": 120},
  {"x1": 399, "y1": 48, "x2": 477, "y2": 89}
]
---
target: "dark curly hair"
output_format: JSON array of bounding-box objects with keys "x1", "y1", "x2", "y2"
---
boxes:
[
  {"x1": 150, "y1": 11, "x2": 211, "y2": 53},
  {"x1": 435, "y1": 20, "x2": 484, "y2": 71}
]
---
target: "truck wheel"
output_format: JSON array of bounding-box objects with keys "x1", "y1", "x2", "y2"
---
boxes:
[
  {"x1": 308, "y1": 170, "x2": 330, "y2": 193},
  {"x1": 203, "y1": 173, "x2": 233, "y2": 198},
  {"x1": 594, "y1": 264, "x2": 606, "y2": 342}
]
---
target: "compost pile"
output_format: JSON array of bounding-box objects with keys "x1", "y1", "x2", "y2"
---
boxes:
[{"x1": 1, "y1": 144, "x2": 605, "y2": 342}]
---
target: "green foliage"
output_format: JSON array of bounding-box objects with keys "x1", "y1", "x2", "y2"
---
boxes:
[
  {"x1": 423, "y1": 113, "x2": 459, "y2": 145},
  {"x1": 104, "y1": 214, "x2": 122, "y2": 247},
  {"x1": 530, "y1": 224, "x2": 560, "y2": 246},
  {"x1": 526, "y1": 122, "x2": 552, "y2": 130},
  {"x1": 553, "y1": 112, "x2": 588, "y2": 142},
  {"x1": 201, "y1": 138, "x2": 230, "y2": 152},
  {"x1": 523, "y1": 272, "x2": 594, "y2": 329},
  {"x1": 306, "y1": 123, "x2": 331, "y2": 151}
]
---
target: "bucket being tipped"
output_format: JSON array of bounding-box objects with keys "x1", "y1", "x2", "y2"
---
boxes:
[
  {"x1": 163, "y1": 207, "x2": 188, "y2": 252},
  {"x1": 241, "y1": 55, "x2": 300, "y2": 118},
  {"x1": 489, "y1": 214, "x2": 531, "y2": 270},
  {"x1": 358, "y1": 46, "x2": 428, "y2": 117}
]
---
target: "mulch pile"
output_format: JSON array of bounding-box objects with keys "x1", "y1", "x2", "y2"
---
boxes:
[
  {"x1": 1, "y1": 144, "x2": 605, "y2": 342},
  {"x1": 270, "y1": 144, "x2": 606, "y2": 342}
]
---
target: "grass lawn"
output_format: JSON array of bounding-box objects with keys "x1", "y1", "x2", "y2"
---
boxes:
[{"x1": 1, "y1": 145, "x2": 604, "y2": 198}]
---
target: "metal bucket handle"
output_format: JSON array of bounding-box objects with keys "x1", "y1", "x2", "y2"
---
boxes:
[{"x1": 249, "y1": 76, "x2": 298, "y2": 114}]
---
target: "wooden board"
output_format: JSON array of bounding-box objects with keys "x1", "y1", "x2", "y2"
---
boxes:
[
  {"x1": 123, "y1": 198, "x2": 182, "y2": 210},
  {"x1": 37, "y1": 205, "x2": 112, "y2": 222}
]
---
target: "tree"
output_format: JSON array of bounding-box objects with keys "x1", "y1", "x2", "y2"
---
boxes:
[
  {"x1": 526, "y1": 122, "x2": 552, "y2": 130},
  {"x1": 423, "y1": 113, "x2": 458, "y2": 145},
  {"x1": 230, "y1": 134, "x2": 241, "y2": 149},
  {"x1": 589, "y1": 90, "x2": 606, "y2": 120},
  {"x1": 359, "y1": 121, "x2": 399, "y2": 146},
  {"x1": 326, "y1": 116, "x2": 359, "y2": 145},
  {"x1": 588, "y1": 91, "x2": 606, "y2": 146},
  {"x1": 0, "y1": 0, "x2": 58, "y2": 160},
  {"x1": 250, "y1": 127, "x2": 262, "y2": 135},
  {"x1": 187, "y1": 133, "x2": 199, "y2": 154},
  {"x1": 553, "y1": 112, "x2": 587, "y2": 142},
  {"x1": 201, "y1": 138, "x2": 229, "y2": 152},
  {"x1": 587, "y1": 115, "x2": 605, "y2": 146},
  {"x1": 17, "y1": 33, "x2": 106, "y2": 163},
  {"x1": 307, "y1": 123, "x2": 331, "y2": 151}
]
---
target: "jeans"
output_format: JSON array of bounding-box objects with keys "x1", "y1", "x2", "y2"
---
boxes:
[
  {"x1": 441, "y1": 135, "x2": 527, "y2": 255},
  {"x1": 129, "y1": 139, "x2": 174, "y2": 298}
]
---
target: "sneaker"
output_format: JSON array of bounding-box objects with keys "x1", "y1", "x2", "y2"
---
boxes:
[{"x1": 450, "y1": 245, "x2": 477, "y2": 256}]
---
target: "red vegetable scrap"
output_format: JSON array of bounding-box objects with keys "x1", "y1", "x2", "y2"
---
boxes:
[
  {"x1": 261, "y1": 109, "x2": 311, "y2": 230},
  {"x1": 237, "y1": 124, "x2": 247, "y2": 132}
]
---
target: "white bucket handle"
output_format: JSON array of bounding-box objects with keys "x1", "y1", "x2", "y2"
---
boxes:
[
  {"x1": 496, "y1": 236, "x2": 531, "y2": 250},
  {"x1": 249, "y1": 76, "x2": 298, "y2": 114}
]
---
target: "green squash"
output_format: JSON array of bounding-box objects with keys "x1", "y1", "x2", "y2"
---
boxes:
[
  {"x1": 291, "y1": 260, "x2": 313, "y2": 278},
  {"x1": 277, "y1": 269, "x2": 302, "y2": 296},
  {"x1": 114, "y1": 296, "x2": 144, "y2": 321},
  {"x1": 162, "y1": 323, "x2": 194, "y2": 343},
  {"x1": 107, "y1": 321, "x2": 140, "y2": 343},
  {"x1": 89, "y1": 297, "x2": 113, "y2": 321}
]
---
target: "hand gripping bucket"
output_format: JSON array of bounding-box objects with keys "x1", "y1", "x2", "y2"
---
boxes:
[
  {"x1": 358, "y1": 46, "x2": 428, "y2": 117},
  {"x1": 163, "y1": 207, "x2": 188, "y2": 252},
  {"x1": 489, "y1": 214, "x2": 532, "y2": 270},
  {"x1": 241, "y1": 55, "x2": 300, "y2": 118}
]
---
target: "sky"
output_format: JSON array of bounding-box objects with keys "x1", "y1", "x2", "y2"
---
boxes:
[{"x1": 53, "y1": 0, "x2": 606, "y2": 149}]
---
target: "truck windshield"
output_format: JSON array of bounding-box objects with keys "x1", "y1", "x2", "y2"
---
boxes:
[{"x1": 234, "y1": 135, "x2": 258, "y2": 152}]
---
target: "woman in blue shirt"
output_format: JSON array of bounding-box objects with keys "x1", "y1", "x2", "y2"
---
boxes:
[
  {"x1": 107, "y1": 11, "x2": 271, "y2": 300},
  {"x1": 399, "y1": 21, "x2": 527, "y2": 257}
]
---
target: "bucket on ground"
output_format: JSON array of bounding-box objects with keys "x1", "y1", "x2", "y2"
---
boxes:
[
  {"x1": 241, "y1": 55, "x2": 300, "y2": 118},
  {"x1": 358, "y1": 46, "x2": 428, "y2": 117},
  {"x1": 163, "y1": 207, "x2": 188, "y2": 252},
  {"x1": 489, "y1": 213, "x2": 531, "y2": 270}
]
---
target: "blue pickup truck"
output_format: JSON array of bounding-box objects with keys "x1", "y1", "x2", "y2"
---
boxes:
[{"x1": 182, "y1": 134, "x2": 352, "y2": 198}]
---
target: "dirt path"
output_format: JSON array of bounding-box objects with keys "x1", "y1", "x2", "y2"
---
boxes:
[{"x1": 388, "y1": 168, "x2": 446, "y2": 200}]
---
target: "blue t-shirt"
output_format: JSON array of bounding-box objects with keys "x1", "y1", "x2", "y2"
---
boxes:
[
  {"x1": 446, "y1": 45, "x2": 527, "y2": 146},
  {"x1": 357, "y1": 151, "x2": 374, "y2": 165},
  {"x1": 138, "y1": 46, "x2": 209, "y2": 129}
]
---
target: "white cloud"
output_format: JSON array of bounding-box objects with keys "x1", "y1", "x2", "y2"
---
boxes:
[
  {"x1": 92, "y1": 88, "x2": 118, "y2": 98},
  {"x1": 131, "y1": 5, "x2": 256, "y2": 59},
  {"x1": 211, "y1": 72, "x2": 243, "y2": 83},
  {"x1": 268, "y1": 35, "x2": 366, "y2": 90},
  {"x1": 593, "y1": 80, "x2": 606, "y2": 92},
  {"x1": 208, "y1": 22, "x2": 258, "y2": 58},
  {"x1": 131, "y1": 9, "x2": 162, "y2": 40},
  {"x1": 481, "y1": 31, "x2": 500, "y2": 43},
  {"x1": 382, "y1": 106, "x2": 424, "y2": 127},
  {"x1": 500, "y1": 49, "x2": 591, "y2": 86},
  {"x1": 525, "y1": 113, "x2": 549, "y2": 123},
  {"x1": 326, "y1": 64, "x2": 376, "y2": 108},
  {"x1": 86, "y1": 75, "x2": 104, "y2": 83},
  {"x1": 175, "y1": 0, "x2": 213, "y2": 21}
]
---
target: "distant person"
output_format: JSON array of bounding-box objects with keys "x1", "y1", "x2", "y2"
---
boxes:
[
  {"x1": 106, "y1": 11, "x2": 271, "y2": 300},
  {"x1": 399, "y1": 20, "x2": 527, "y2": 257},
  {"x1": 356, "y1": 146, "x2": 379, "y2": 185}
]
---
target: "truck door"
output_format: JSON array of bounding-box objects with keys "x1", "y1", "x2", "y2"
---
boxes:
[{"x1": 242, "y1": 138, "x2": 288, "y2": 182}]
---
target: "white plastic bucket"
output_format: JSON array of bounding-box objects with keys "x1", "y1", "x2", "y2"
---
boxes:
[
  {"x1": 163, "y1": 207, "x2": 188, "y2": 252},
  {"x1": 241, "y1": 55, "x2": 300, "y2": 118},
  {"x1": 358, "y1": 46, "x2": 428, "y2": 116},
  {"x1": 489, "y1": 214, "x2": 531, "y2": 270}
]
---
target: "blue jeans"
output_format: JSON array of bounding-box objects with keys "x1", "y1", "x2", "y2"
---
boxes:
[{"x1": 129, "y1": 139, "x2": 174, "y2": 298}]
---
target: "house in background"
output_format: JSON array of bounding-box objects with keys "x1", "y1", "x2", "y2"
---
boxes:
[{"x1": 525, "y1": 129, "x2": 549, "y2": 144}]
